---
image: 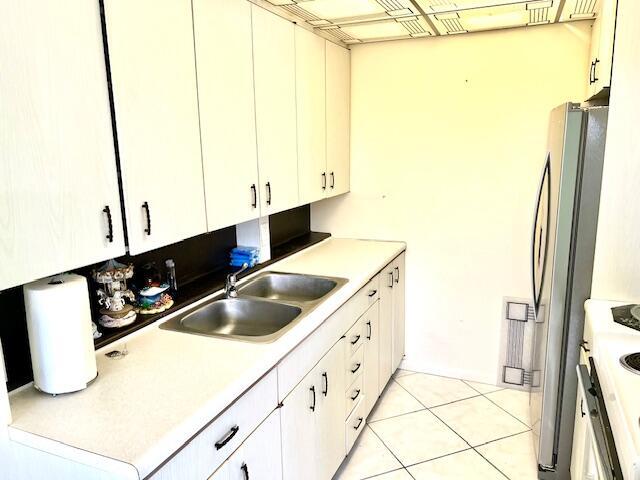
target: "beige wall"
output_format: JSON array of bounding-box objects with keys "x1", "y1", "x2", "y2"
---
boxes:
[
  {"x1": 591, "y1": 0, "x2": 640, "y2": 302},
  {"x1": 312, "y1": 23, "x2": 591, "y2": 383}
]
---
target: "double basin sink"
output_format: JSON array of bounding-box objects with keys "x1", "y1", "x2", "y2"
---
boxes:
[{"x1": 160, "y1": 272, "x2": 348, "y2": 343}]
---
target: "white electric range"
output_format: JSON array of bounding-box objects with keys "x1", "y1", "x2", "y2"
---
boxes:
[{"x1": 582, "y1": 300, "x2": 640, "y2": 480}]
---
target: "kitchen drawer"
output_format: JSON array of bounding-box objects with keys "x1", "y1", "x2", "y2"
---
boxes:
[
  {"x1": 350, "y1": 276, "x2": 380, "y2": 320},
  {"x1": 345, "y1": 315, "x2": 366, "y2": 359},
  {"x1": 345, "y1": 397, "x2": 366, "y2": 453},
  {"x1": 345, "y1": 374, "x2": 363, "y2": 418},
  {"x1": 345, "y1": 346, "x2": 364, "y2": 387},
  {"x1": 152, "y1": 369, "x2": 278, "y2": 480}
]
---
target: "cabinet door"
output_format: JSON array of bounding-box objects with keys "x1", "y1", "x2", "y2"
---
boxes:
[
  {"x1": 392, "y1": 253, "x2": 406, "y2": 371},
  {"x1": 587, "y1": 0, "x2": 618, "y2": 98},
  {"x1": 193, "y1": 0, "x2": 260, "y2": 232},
  {"x1": 325, "y1": 41, "x2": 351, "y2": 198},
  {"x1": 363, "y1": 303, "x2": 380, "y2": 417},
  {"x1": 570, "y1": 389, "x2": 588, "y2": 480},
  {"x1": 103, "y1": 0, "x2": 206, "y2": 255},
  {"x1": 316, "y1": 339, "x2": 346, "y2": 479},
  {"x1": 0, "y1": 0, "x2": 125, "y2": 290},
  {"x1": 379, "y1": 267, "x2": 395, "y2": 388},
  {"x1": 252, "y1": 5, "x2": 299, "y2": 215},
  {"x1": 281, "y1": 367, "x2": 318, "y2": 480},
  {"x1": 226, "y1": 410, "x2": 282, "y2": 480},
  {"x1": 296, "y1": 26, "x2": 327, "y2": 205}
]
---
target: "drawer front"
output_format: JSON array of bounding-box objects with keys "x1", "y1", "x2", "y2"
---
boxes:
[
  {"x1": 346, "y1": 397, "x2": 366, "y2": 453},
  {"x1": 345, "y1": 374, "x2": 363, "y2": 418},
  {"x1": 350, "y1": 276, "x2": 380, "y2": 320},
  {"x1": 345, "y1": 346, "x2": 364, "y2": 387},
  {"x1": 345, "y1": 315, "x2": 365, "y2": 359},
  {"x1": 153, "y1": 369, "x2": 278, "y2": 480}
]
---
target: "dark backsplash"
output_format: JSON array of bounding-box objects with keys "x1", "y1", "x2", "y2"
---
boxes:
[{"x1": 1, "y1": 204, "x2": 317, "y2": 392}]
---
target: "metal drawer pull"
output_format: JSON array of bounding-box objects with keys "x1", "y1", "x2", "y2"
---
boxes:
[
  {"x1": 322, "y1": 172, "x2": 327, "y2": 190},
  {"x1": 366, "y1": 321, "x2": 372, "y2": 340},
  {"x1": 142, "y1": 201, "x2": 151, "y2": 235},
  {"x1": 351, "y1": 334, "x2": 361, "y2": 345},
  {"x1": 351, "y1": 363, "x2": 361, "y2": 374},
  {"x1": 250, "y1": 184, "x2": 257, "y2": 208},
  {"x1": 580, "y1": 340, "x2": 591, "y2": 353},
  {"x1": 350, "y1": 389, "x2": 361, "y2": 401},
  {"x1": 214, "y1": 425, "x2": 239, "y2": 450},
  {"x1": 388, "y1": 271, "x2": 394, "y2": 288},
  {"x1": 330, "y1": 171, "x2": 335, "y2": 189},
  {"x1": 103, "y1": 206, "x2": 113, "y2": 243},
  {"x1": 266, "y1": 182, "x2": 272, "y2": 206},
  {"x1": 353, "y1": 417, "x2": 363, "y2": 430},
  {"x1": 322, "y1": 372, "x2": 328, "y2": 397},
  {"x1": 394, "y1": 266, "x2": 400, "y2": 283},
  {"x1": 310, "y1": 385, "x2": 316, "y2": 411},
  {"x1": 241, "y1": 463, "x2": 249, "y2": 480},
  {"x1": 368, "y1": 290, "x2": 377, "y2": 297}
]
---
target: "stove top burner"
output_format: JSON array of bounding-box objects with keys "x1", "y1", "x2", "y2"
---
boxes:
[{"x1": 620, "y1": 352, "x2": 640, "y2": 374}]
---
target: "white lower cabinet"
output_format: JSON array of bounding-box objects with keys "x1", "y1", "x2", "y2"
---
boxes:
[
  {"x1": 211, "y1": 410, "x2": 282, "y2": 480},
  {"x1": 392, "y1": 253, "x2": 406, "y2": 371},
  {"x1": 362, "y1": 302, "x2": 381, "y2": 416},
  {"x1": 379, "y1": 264, "x2": 395, "y2": 388},
  {"x1": 281, "y1": 339, "x2": 346, "y2": 480}
]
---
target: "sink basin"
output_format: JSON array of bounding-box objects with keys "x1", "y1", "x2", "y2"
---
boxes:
[
  {"x1": 239, "y1": 272, "x2": 345, "y2": 303},
  {"x1": 160, "y1": 298, "x2": 302, "y2": 342}
]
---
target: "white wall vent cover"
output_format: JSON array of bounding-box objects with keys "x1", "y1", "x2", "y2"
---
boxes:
[
  {"x1": 497, "y1": 297, "x2": 535, "y2": 391},
  {"x1": 263, "y1": 0, "x2": 601, "y2": 44}
]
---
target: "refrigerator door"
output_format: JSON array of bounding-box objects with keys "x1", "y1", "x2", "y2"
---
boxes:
[{"x1": 530, "y1": 103, "x2": 585, "y2": 469}]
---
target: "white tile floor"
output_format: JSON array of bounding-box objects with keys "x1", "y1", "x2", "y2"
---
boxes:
[{"x1": 334, "y1": 370, "x2": 538, "y2": 480}]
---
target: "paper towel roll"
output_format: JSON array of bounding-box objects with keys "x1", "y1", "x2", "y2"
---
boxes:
[{"x1": 23, "y1": 273, "x2": 97, "y2": 395}]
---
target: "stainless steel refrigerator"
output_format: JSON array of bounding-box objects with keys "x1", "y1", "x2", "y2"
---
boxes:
[{"x1": 529, "y1": 103, "x2": 608, "y2": 478}]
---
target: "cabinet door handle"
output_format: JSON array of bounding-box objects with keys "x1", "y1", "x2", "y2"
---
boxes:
[
  {"x1": 102, "y1": 206, "x2": 114, "y2": 243},
  {"x1": 351, "y1": 363, "x2": 361, "y2": 374},
  {"x1": 353, "y1": 417, "x2": 364, "y2": 430},
  {"x1": 322, "y1": 172, "x2": 327, "y2": 190},
  {"x1": 322, "y1": 372, "x2": 328, "y2": 397},
  {"x1": 388, "y1": 271, "x2": 394, "y2": 288},
  {"x1": 366, "y1": 321, "x2": 372, "y2": 340},
  {"x1": 142, "y1": 201, "x2": 151, "y2": 235},
  {"x1": 593, "y1": 58, "x2": 600, "y2": 83},
  {"x1": 368, "y1": 290, "x2": 377, "y2": 297},
  {"x1": 350, "y1": 389, "x2": 361, "y2": 401},
  {"x1": 266, "y1": 182, "x2": 272, "y2": 206},
  {"x1": 241, "y1": 463, "x2": 249, "y2": 480},
  {"x1": 580, "y1": 399, "x2": 586, "y2": 418},
  {"x1": 214, "y1": 425, "x2": 239, "y2": 450},
  {"x1": 394, "y1": 266, "x2": 400, "y2": 283},
  {"x1": 310, "y1": 385, "x2": 316, "y2": 411},
  {"x1": 250, "y1": 184, "x2": 257, "y2": 208},
  {"x1": 580, "y1": 340, "x2": 591, "y2": 353},
  {"x1": 330, "y1": 171, "x2": 335, "y2": 189},
  {"x1": 351, "y1": 334, "x2": 361, "y2": 345}
]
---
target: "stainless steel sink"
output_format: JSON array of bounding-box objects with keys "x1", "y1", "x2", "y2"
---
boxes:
[
  {"x1": 160, "y1": 272, "x2": 347, "y2": 343},
  {"x1": 160, "y1": 297, "x2": 302, "y2": 343},
  {"x1": 238, "y1": 272, "x2": 346, "y2": 303}
]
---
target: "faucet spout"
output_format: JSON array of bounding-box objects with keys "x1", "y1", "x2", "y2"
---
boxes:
[{"x1": 225, "y1": 263, "x2": 249, "y2": 298}]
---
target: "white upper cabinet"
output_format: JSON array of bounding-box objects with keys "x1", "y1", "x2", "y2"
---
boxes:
[
  {"x1": 251, "y1": 5, "x2": 299, "y2": 215},
  {"x1": 296, "y1": 26, "x2": 327, "y2": 205},
  {"x1": 193, "y1": 0, "x2": 261, "y2": 232},
  {"x1": 325, "y1": 41, "x2": 351, "y2": 198},
  {"x1": 103, "y1": 0, "x2": 207, "y2": 255},
  {"x1": 0, "y1": 0, "x2": 125, "y2": 290},
  {"x1": 587, "y1": 0, "x2": 618, "y2": 99}
]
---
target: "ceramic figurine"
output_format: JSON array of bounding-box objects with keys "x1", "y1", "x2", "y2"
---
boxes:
[{"x1": 92, "y1": 259, "x2": 137, "y2": 329}]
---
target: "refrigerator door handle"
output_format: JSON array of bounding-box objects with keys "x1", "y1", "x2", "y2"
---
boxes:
[{"x1": 530, "y1": 155, "x2": 551, "y2": 317}]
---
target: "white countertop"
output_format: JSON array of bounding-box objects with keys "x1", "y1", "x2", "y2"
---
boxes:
[{"x1": 8, "y1": 238, "x2": 405, "y2": 479}]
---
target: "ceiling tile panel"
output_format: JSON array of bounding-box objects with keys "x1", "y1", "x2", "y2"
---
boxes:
[{"x1": 264, "y1": 0, "x2": 596, "y2": 44}]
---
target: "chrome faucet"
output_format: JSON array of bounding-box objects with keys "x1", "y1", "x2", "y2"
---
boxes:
[{"x1": 225, "y1": 263, "x2": 249, "y2": 298}]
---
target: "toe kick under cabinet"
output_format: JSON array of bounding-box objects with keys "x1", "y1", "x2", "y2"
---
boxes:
[{"x1": 147, "y1": 252, "x2": 404, "y2": 480}]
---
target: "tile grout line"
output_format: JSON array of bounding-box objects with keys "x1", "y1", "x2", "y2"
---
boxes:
[
  {"x1": 367, "y1": 407, "x2": 427, "y2": 425},
  {"x1": 392, "y1": 376, "x2": 527, "y2": 480},
  {"x1": 462, "y1": 379, "x2": 505, "y2": 395},
  {"x1": 480, "y1": 391, "x2": 533, "y2": 431},
  {"x1": 366, "y1": 424, "x2": 410, "y2": 472}
]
